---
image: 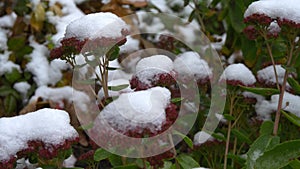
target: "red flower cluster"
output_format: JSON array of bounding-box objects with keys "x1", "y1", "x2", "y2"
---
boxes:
[
  {"x1": 0, "y1": 137, "x2": 79, "y2": 169},
  {"x1": 244, "y1": 13, "x2": 272, "y2": 25},
  {"x1": 278, "y1": 18, "x2": 300, "y2": 29},
  {"x1": 130, "y1": 72, "x2": 177, "y2": 91},
  {"x1": 157, "y1": 34, "x2": 176, "y2": 51},
  {"x1": 243, "y1": 25, "x2": 259, "y2": 40},
  {"x1": 146, "y1": 150, "x2": 175, "y2": 168}
]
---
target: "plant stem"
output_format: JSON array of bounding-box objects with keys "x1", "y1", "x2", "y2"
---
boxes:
[
  {"x1": 273, "y1": 42, "x2": 294, "y2": 135},
  {"x1": 224, "y1": 96, "x2": 235, "y2": 169}
]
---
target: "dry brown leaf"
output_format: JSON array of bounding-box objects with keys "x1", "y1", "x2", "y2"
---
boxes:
[{"x1": 118, "y1": 0, "x2": 148, "y2": 7}]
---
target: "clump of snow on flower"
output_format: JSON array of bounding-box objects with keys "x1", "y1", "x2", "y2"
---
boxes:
[
  {"x1": 98, "y1": 87, "x2": 171, "y2": 133},
  {"x1": 244, "y1": 0, "x2": 300, "y2": 24},
  {"x1": 26, "y1": 38, "x2": 69, "y2": 86},
  {"x1": 0, "y1": 108, "x2": 78, "y2": 162},
  {"x1": 30, "y1": 86, "x2": 90, "y2": 112},
  {"x1": 174, "y1": 51, "x2": 212, "y2": 82},
  {"x1": 98, "y1": 79, "x2": 133, "y2": 99},
  {"x1": 257, "y1": 65, "x2": 291, "y2": 88},
  {"x1": 220, "y1": 63, "x2": 256, "y2": 86},
  {"x1": 120, "y1": 36, "x2": 140, "y2": 54},
  {"x1": 135, "y1": 55, "x2": 174, "y2": 85},
  {"x1": 65, "y1": 12, "x2": 129, "y2": 40},
  {"x1": 255, "y1": 92, "x2": 300, "y2": 120},
  {"x1": 46, "y1": 0, "x2": 85, "y2": 43},
  {"x1": 193, "y1": 131, "x2": 215, "y2": 146}
]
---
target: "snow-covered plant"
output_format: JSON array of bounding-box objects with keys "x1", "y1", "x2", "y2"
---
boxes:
[
  {"x1": 0, "y1": 108, "x2": 78, "y2": 169},
  {"x1": 50, "y1": 12, "x2": 129, "y2": 99}
]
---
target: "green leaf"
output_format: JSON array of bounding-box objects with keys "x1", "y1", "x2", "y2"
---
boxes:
[
  {"x1": 109, "y1": 154, "x2": 123, "y2": 167},
  {"x1": 255, "y1": 140, "x2": 300, "y2": 169},
  {"x1": 184, "y1": 0, "x2": 189, "y2": 7},
  {"x1": 108, "y1": 84, "x2": 129, "y2": 91},
  {"x1": 39, "y1": 165, "x2": 57, "y2": 169},
  {"x1": 4, "y1": 94, "x2": 17, "y2": 114},
  {"x1": 241, "y1": 37, "x2": 257, "y2": 67},
  {"x1": 239, "y1": 86, "x2": 280, "y2": 96},
  {"x1": 13, "y1": 0, "x2": 31, "y2": 16},
  {"x1": 107, "y1": 46, "x2": 120, "y2": 61},
  {"x1": 107, "y1": 67, "x2": 120, "y2": 71},
  {"x1": 76, "y1": 79, "x2": 96, "y2": 85},
  {"x1": 0, "y1": 86, "x2": 14, "y2": 97},
  {"x1": 282, "y1": 65, "x2": 297, "y2": 74},
  {"x1": 94, "y1": 148, "x2": 112, "y2": 162},
  {"x1": 5, "y1": 68, "x2": 22, "y2": 84},
  {"x1": 289, "y1": 159, "x2": 300, "y2": 169},
  {"x1": 281, "y1": 110, "x2": 300, "y2": 127},
  {"x1": 228, "y1": 1, "x2": 245, "y2": 33},
  {"x1": 161, "y1": 161, "x2": 173, "y2": 169},
  {"x1": 232, "y1": 129, "x2": 251, "y2": 144},
  {"x1": 245, "y1": 134, "x2": 280, "y2": 169},
  {"x1": 173, "y1": 130, "x2": 193, "y2": 149},
  {"x1": 171, "y1": 97, "x2": 184, "y2": 103},
  {"x1": 227, "y1": 153, "x2": 246, "y2": 165},
  {"x1": 259, "y1": 121, "x2": 274, "y2": 135},
  {"x1": 78, "y1": 122, "x2": 94, "y2": 130},
  {"x1": 113, "y1": 164, "x2": 139, "y2": 169},
  {"x1": 188, "y1": 10, "x2": 196, "y2": 22},
  {"x1": 287, "y1": 77, "x2": 300, "y2": 94},
  {"x1": 223, "y1": 114, "x2": 235, "y2": 121},
  {"x1": 176, "y1": 154, "x2": 200, "y2": 168}
]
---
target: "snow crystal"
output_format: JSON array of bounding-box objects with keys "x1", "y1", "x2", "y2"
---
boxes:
[
  {"x1": 47, "y1": 0, "x2": 84, "y2": 43},
  {"x1": 26, "y1": 39, "x2": 69, "y2": 86},
  {"x1": 193, "y1": 131, "x2": 215, "y2": 146},
  {"x1": 255, "y1": 92, "x2": 300, "y2": 120},
  {"x1": 0, "y1": 108, "x2": 78, "y2": 162},
  {"x1": 98, "y1": 79, "x2": 133, "y2": 99},
  {"x1": 135, "y1": 55, "x2": 173, "y2": 85},
  {"x1": 244, "y1": 0, "x2": 300, "y2": 24},
  {"x1": 174, "y1": 51, "x2": 212, "y2": 82},
  {"x1": 98, "y1": 87, "x2": 171, "y2": 132},
  {"x1": 0, "y1": 51, "x2": 21, "y2": 76},
  {"x1": 220, "y1": 63, "x2": 256, "y2": 86},
  {"x1": 64, "y1": 12, "x2": 129, "y2": 40},
  {"x1": 257, "y1": 65, "x2": 290, "y2": 88},
  {"x1": 30, "y1": 86, "x2": 90, "y2": 112}
]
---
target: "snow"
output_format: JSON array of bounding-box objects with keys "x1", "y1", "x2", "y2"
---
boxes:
[
  {"x1": 0, "y1": 12, "x2": 17, "y2": 28},
  {"x1": 13, "y1": 82, "x2": 31, "y2": 98},
  {"x1": 0, "y1": 108, "x2": 78, "y2": 162},
  {"x1": 98, "y1": 87, "x2": 171, "y2": 132},
  {"x1": 268, "y1": 21, "x2": 281, "y2": 34},
  {"x1": 244, "y1": 0, "x2": 300, "y2": 24},
  {"x1": 26, "y1": 38, "x2": 69, "y2": 86},
  {"x1": 174, "y1": 51, "x2": 212, "y2": 81},
  {"x1": 63, "y1": 154, "x2": 77, "y2": 168},
  {"x1": 47, "y1": 0, "x2": 85, "y2": 43},
  {"x1": 119, "y1": 36, "x2": 140, "y2": 54},
  {"x1": 98, "y1": 79, "x2": 133, "y2": 99},
  {"x1": 255, "y1": 92, "x2": 300, "y2": 120},
  {"x1": 135, "y1": 55, "x2": 174, "y2": 85},
  {"x1": 0, "y1": 51, "x2": 21, "y2": 76},
  {"x1": 193, "y1": 131, "x2": 215, "y2": 146},
  {"x1": 220, "y1": 63, "x2": 256, "y2": 86},
  {"x1": 64, "y1": 12, "x2": 129, "y2": 40},
  {"x1": 257, "y1": 65, "x2": 290, "y2": 88},
  {"x1": 30, "y1": 86, "x2": 90, "y2": 112}
]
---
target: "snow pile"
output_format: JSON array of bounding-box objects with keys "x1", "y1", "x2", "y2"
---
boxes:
[
  {"x1": 30, "y1": 86, "x2": 90, "y2": 112},
  {"x1": 0, "y1": 51, "x2": 21, "y2": 76},
  {"x1": 255, "y1": 92, "x2": 300, "y2": 120},
  {"x1": 26, "y1": 39, "x2": 69, "y2": 86},
  {"x1": 257, "y1": 65, "x2": 291, "y2": 88},
  {"x1": 194, "y1": 131, "x2": 215, "y2": 146},
  {"x1": 174, "y1": 51, "x2": 212, "y2": 82},
  {"x1": 98, "y1": 79, "x2": 133, "y2": 99},
  {"x1": 0, "y1": 108, "x2": 78, "y2": 162},
  {"x1": 244, "y1": 0, "x2": 300, "y2": 24},
  {"x1": 120, "y1": 36, "x2": 140, "y2": 54},
  {"x1": 135, "y1": 55, "x2": 174, "y2": 85},
  {"x1": 0, "y1": 13, "x2": 17, "y2": 50},
  {"x1": 99, "y1": 87, "x2": 171, "y2": 133},
  {"x1": 64, "y1": 12, "x2": 129, "y2": 40},
  {"x1": 220, "y1": 63, "x2": 256, "y2": 86}
]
